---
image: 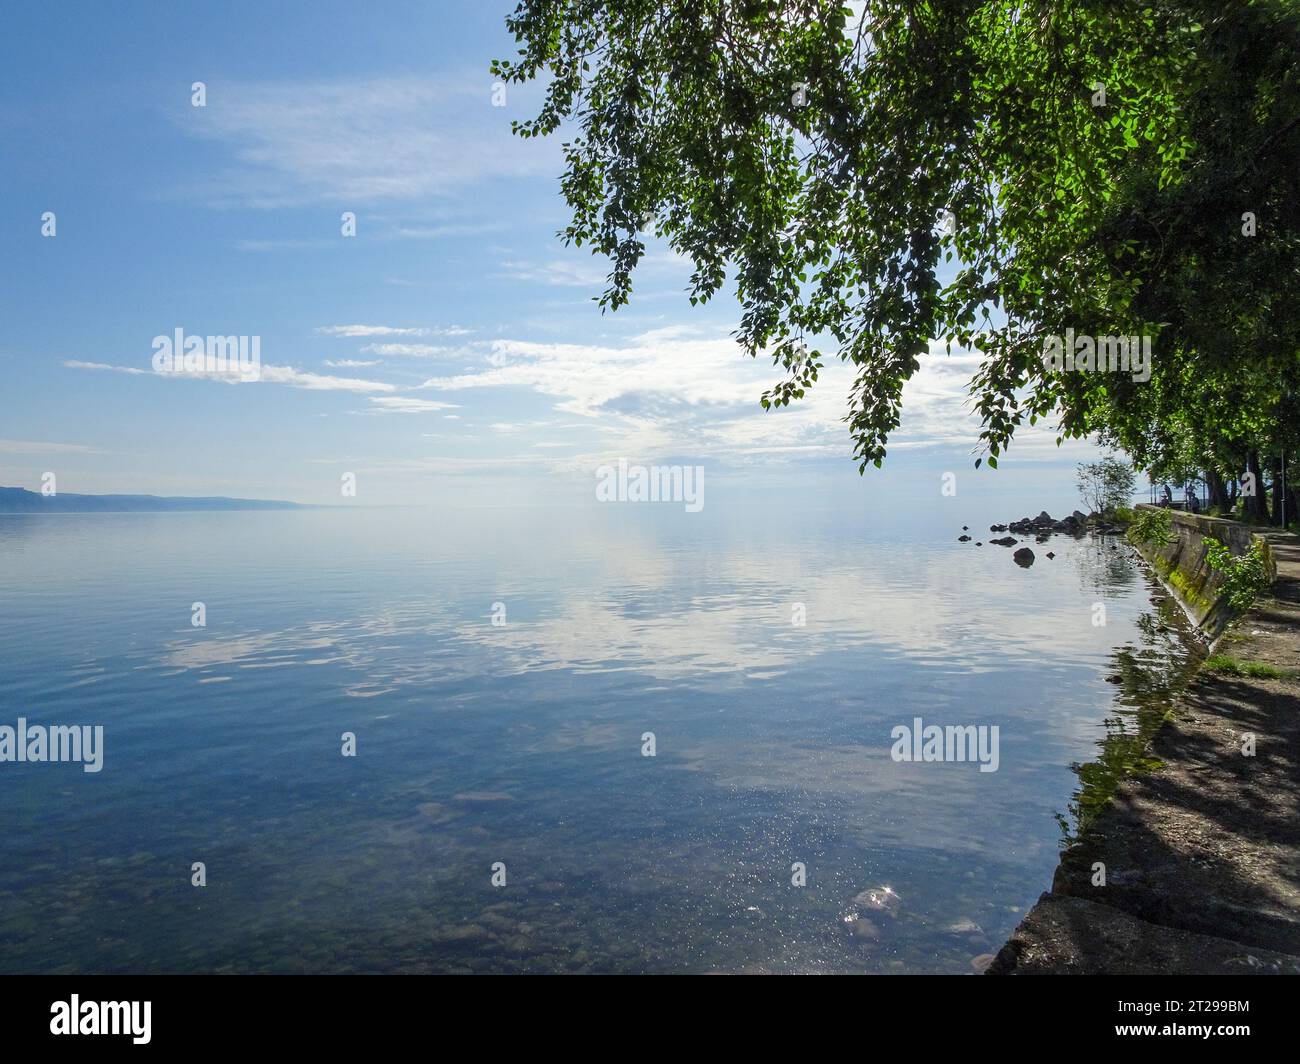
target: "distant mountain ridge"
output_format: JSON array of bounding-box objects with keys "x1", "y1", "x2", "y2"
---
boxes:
[{"x1": 0, "y1": 486, "x2": 306, "y2": 513}]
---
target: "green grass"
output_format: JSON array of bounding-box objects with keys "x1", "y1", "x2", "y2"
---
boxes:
[{"x1": 1203, "y1": 653, "x2": 1290, "y2": 679}]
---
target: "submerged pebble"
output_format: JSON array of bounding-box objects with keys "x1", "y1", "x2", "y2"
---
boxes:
[
  {"x1": 844, "y1": 914, "x2": 880, "y2": 939},
  {"x1": 853, "y1": 885, "x2": 902, "y2": 916}
]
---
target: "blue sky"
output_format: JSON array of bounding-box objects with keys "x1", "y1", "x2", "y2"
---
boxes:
[{"x1": 1, "y1": 0, "x2": 1100, "y2": 506}]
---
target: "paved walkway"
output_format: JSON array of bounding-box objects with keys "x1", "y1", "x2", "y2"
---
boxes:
[{"x1": 990, "y1": 530, "x2": 1300, "y2": 974}]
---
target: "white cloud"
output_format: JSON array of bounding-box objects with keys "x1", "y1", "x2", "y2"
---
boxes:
[
  {"x1": 318, "y1": 325, "x2": 426, "y2": 338},
  {"x1": 257, "y1": 365, "x2": 395, "y2": 392},
  {"x1": 63, "y1": 360, "x2": 149, "y2": 375},
  {"x1": 360, "y1": 343, "x2": 450, "y2": 357},
  {"x1": 366, "y1": 396, "x2": 460, "y2": 414},
  {"x1": 318, "y1": 325, "x2": 470, "y2": 338},
  {"x1": 178, "y1": 75, "x2": 557, "y2": 208},
  {"x1": 498, "y1": 258, "x2": 612, "y2": 287},
  {"x1": 0, "y1": 438, "x2": 101, "y2": 454},
  {"x1": 390, "y1": 221, "x2": 510, "y2": 240},
  {"x1": 63, "y1": 359, "x2": 395, "y2": 394},
  {"x1": 410, "y1": 327, "x2": 1088, "y2": 464}
]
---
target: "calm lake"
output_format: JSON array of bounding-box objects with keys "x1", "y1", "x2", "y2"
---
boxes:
[{"x1": 0, "y1": 496, "x2": 1193, "y2": 972}]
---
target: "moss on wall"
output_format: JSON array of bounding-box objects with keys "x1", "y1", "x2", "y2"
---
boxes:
[{"x1": 1129, "y1": 505, "x2": 1276, "y2": 640}]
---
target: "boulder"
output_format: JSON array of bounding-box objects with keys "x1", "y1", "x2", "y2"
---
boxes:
[{"x1": 1013, "y1": 547, "x2": 1035, "y2": 568}]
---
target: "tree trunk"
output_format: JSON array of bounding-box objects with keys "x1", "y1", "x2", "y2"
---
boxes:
[
  {"x1": 1284, "y1": 454, "x2": 1297, "y2": 528},
  {"x1": 1206, "y1": 468, "x2": 1229, "y2": 514},
  {"x1": 1272, "y1": 456, "x2": 1285, "y2": 526},
  {"x1": 1245, "y1": 450, "x2": 1269, "y2": 523}
]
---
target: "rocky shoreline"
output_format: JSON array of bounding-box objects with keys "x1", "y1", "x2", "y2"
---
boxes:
[
  {"x1": 959, "y1": 509, "x2": 1129, "y2": 567},
  {"x1": 988, "y1": 522, "x2": 1300, "y2": 974}
]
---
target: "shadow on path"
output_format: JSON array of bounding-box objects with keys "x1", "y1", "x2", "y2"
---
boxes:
[{"x1": 990, "y1": 530, "x2": 1300, "y2": 974}]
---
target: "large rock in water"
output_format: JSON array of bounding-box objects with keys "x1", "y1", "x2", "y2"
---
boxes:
[
  {"x1": 990, "y1": 536, "x2": 1018, "y2": 546},
  {"x1": 1013, "y1": 547, "x2": 1035, "y2": 567}
]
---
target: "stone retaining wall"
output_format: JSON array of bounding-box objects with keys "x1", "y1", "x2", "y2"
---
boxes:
[{"x1": 1130, "y1": 504, "x2": 1276, "y2": 640}]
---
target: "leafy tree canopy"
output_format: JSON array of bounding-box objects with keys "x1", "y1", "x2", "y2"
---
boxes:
[{"x1": 493, "y1": 1, "x2": 1300, "y2": 472}]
